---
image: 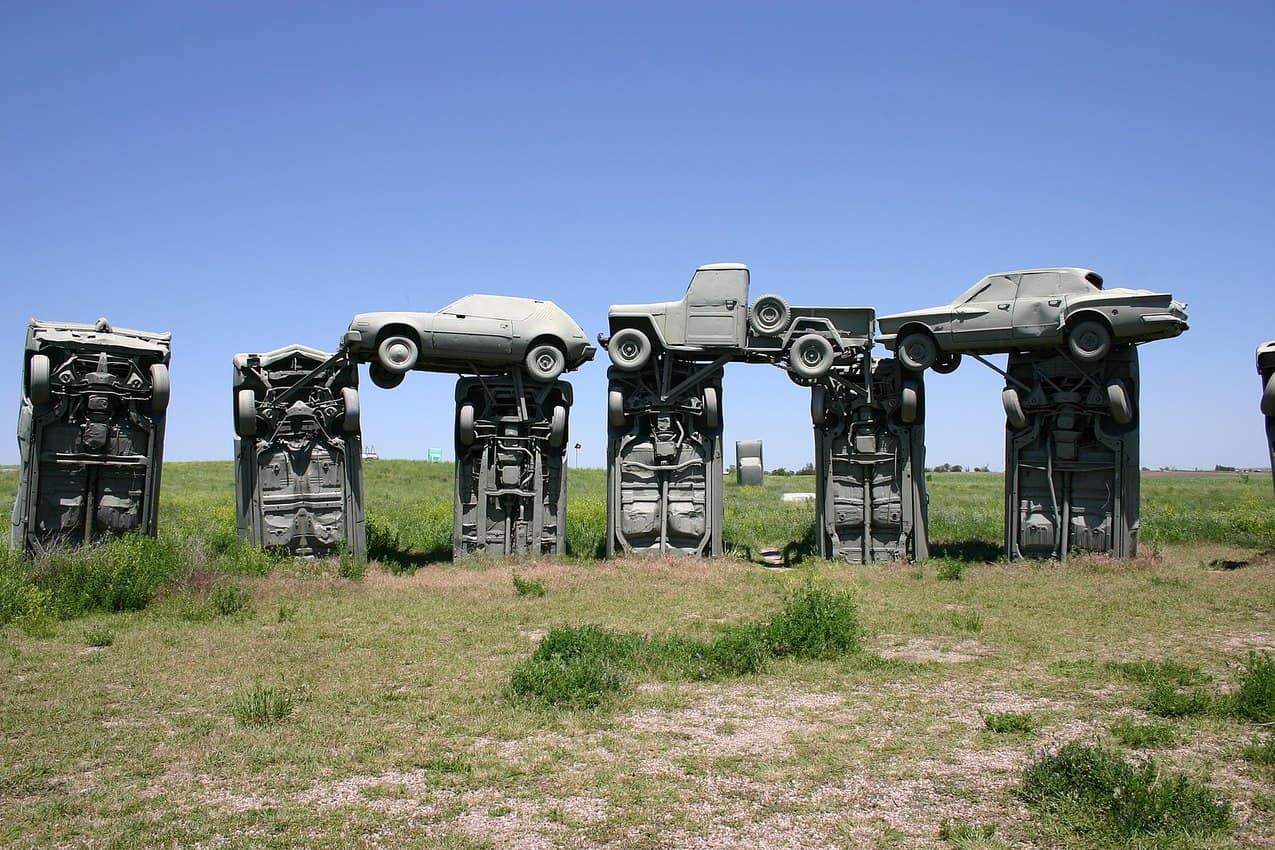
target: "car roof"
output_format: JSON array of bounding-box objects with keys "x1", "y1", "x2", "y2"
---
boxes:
[
  {"x1": 441, "y1": 294, "x2": 549, "y2": 320},
  {"x1": 696, "y1": 262, "x2": 749, "y2": 271},
  {"x1": 983, "y1": 267, "x2": 1098, "y2": 278}
]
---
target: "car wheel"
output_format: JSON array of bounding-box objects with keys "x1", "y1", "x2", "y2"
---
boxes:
[
  {"x1": 749, "y1": 295, "x2": 791, "y2": 336},
  {"x1": 933, "y1": 352, "x2": 963, "y2": 374},
  {"x1": 369, "y1": 363, "x2": 406, "y2": 389},
  {"x1": 810, "y1": 385, "x2": 827, "y2": 426},
  {"x1": 1263, "y1": 373, "x2": 1275, "y2": 417},
  {"x1": 607, "y1": 328, "x2": 652, "y2": 371},
  {"x1": 897, "y1": 331, "x2": 937, "y2": 371},
  {"x1": 150, "y1": 363, "x2": 170, "y2": 413},
  {"x1": 900, "y1": 381, "x2": 919, "y2": 424},
  {"x1": 703, "y1": 386, "x2": 720, "y2": 429},
  {"x1": 1002, "y1": 387, "x2": 1027, "y2": 430},
  {"x1": 1106, "y1": 378, "x2": 1133, "y2": 425},
  {"x1": 608, "y1": 389, "x2": 627, "y2": 428},
  {"x1": 342, "y1": 387, "x2": 361, "y2": 432},
  {"x1": 377, "y1": 333, "x2": 419, "y2": 374},
  {"x1": 549, "y1": 404, "x2": 567, "y2": 448},
  {"x1": 236, "y1": 389, "x2": 257, "y2": 437},
  {"x1": 1066, "y1": 319, "x2": 1112, "y2": 362},
  {"x1": 788, "y1": 333, "x2": 835, "y2": 379},
  {"x1": 28, "y1": 354, "x2": 51, "y2": 406},
  {"x1": 525, "y1": 342, "x2": 566, "y2": 382},
  {"x1": 457, "y1": 402, "x2": 476, "y2": 446}
]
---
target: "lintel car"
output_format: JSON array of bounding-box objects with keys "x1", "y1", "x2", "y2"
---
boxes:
[
  {"x1": 876, "y1": 268, "x2": 1188, "y2": 372},
  {"x1": 344, "y1": 295, "x2": 596, "y2": 388}
]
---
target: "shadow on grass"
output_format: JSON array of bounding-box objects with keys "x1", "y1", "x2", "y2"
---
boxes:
[{"x1": 928, "y1": 539, "x2": 1002, "y2": 563}]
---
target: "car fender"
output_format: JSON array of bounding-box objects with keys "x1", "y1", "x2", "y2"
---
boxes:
[{"x1": 606, "y1": 310, "x2": 671, "y2": 349}]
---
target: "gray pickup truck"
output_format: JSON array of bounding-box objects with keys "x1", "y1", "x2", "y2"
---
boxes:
[{"x1": 601, "y1": 263, "x2": 874, "y2": 379}]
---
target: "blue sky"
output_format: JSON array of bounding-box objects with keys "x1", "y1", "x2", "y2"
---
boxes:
[{"x1": 2, "y1": 1, "x2": 1272, "y2": 470}]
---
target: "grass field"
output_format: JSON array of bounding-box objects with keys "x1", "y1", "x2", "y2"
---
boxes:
[{"x1": 1, "y1": 463, "x2": 1274, "y2": 848}]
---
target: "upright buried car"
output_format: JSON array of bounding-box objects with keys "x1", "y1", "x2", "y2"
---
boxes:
[
  {"x1": 11, "y1": 318, "x2": 171, "y2": 553},
  {"x1": 345, "y1": 295, "x2": 595, "y2": 388},
  {"x1": 877, "y1": 268, "x2": 1188, "y2": 371},
  {"x1": 1259, "y1": 341, "x2": 1275, "y2": 497}
]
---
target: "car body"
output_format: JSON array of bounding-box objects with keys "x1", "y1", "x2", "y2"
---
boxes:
[
  {"x1": 603, "y1": 263, "x2": 875, "y2": 379},
  {"x1": 1259, "y1": 342, "x2": 1275, "y2": 497},
  {"x1": 877, "y1": 268, "x2": 1188, "y2": 371},
  {"x1": 344, "y1": 295, "x2": 595, "y2": 388},
  {"x1": 11, "y1": 318, "x2": 171, "y2": 553}
]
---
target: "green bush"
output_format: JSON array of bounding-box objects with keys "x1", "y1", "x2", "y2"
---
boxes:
[
  {"x1": 0, "y1": 552, "x2": 49, "y2": 626},
  {"x1": 508, "y1": 625, "x2": 635, "y2": 708},
  {"x1": 209, "y1": 582, "x2": 251, "y2": 617},
  {"x1": 1020, "y1": 742, "x2": 1232, "y2": 842},
  {"x1": 82, "y1": 625, "x2": 114, "y2": 647},
  {"x1": 983, "y1": 711, "x2": 1035, "y2": 734},
  {"x1": 1145, "y1": 681, "x2": 1214, "y2": 718},
  {"x1": 762, "y1": 584, "x2": 862, "y2": 660},
  {"x1": 1231, "y1": 651, "x2": 1275, "y2": 723},
  {"x1": 512, "y1": 574, "x2": 546, "y2": 598},
  {"x1": 1110, "y1": 718, "x2": 1176, "y2": 749},
  {"x1": 337, "y1": 549, "x2": 366, "y2": 581},
  {"x1": 935, "y1": 558, "x2": 967, "y2": 581},
  {"x1": 1241, "y1": 737, "x2": 1275, "y2": 767},
  {"x1": 31, "y1": 535, "x2": 183, "y2": 619},
  {"x1": 1105, "y1": 659, "x2": 1209, "y2": 687}
]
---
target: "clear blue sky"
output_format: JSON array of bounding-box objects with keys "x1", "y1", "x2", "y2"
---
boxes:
[{"x1": 2, "y1": 1, "x2": 1271, "y2": 471}]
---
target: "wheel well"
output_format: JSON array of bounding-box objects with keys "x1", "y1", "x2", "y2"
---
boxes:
[
  {"x1": 374, "y1": 323, "x2": 420, "y2": 348},
  {"x1": 1064, "y1": 311, "x2": 1112, "y2": 332},
  {"x1": 526, "y1": 334, "x2": 566, "y2": 356},
  {"x1": 897, "y1": 323, "x2": 937, "y2": 342},
  {"x1": 608, "y1": 317, "x2": 664, "y2": 348}
]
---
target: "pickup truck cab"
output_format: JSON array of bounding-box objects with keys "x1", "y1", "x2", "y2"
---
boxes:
[{"x1": 602, "y1": 263, "x2": 874, "y2": 379}]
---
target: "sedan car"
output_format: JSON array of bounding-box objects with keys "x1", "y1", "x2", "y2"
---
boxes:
[
  {"x1": 344, "y1": 295, "x2": 595, "y2": 388},
  {"x1": 876, "y1": 268, "x2": 1188, "y2": 371}
]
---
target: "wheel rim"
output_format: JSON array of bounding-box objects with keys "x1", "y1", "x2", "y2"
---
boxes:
[
  {"x1": 382, "y1": 340, "x2": 414, "y2": 369},
  {"x1": 903, "y1": 337, "x2": 932, "y2": 366},
  {"x1": 618, "y1": 340, "x2": 639, "y2": 361},
  {"x1": 800, "y1": 341, "x2": 822, "y2": 367},
  {"x1": 536, "y1": 351, "x2": 557, "y2": 373},
  {"x1": 1076, "y1": 329, "x2": 1102, "y2": 353},
  {"x1": 757, "y1": 305, "x2": 780, "y2": 326}
]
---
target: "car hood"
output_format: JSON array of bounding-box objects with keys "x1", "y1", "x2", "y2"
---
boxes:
[{"x1": 876, "y1": 306, "x2": 945, "y2": 329}]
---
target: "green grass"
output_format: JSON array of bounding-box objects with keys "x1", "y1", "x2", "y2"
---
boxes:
[
  {"x1": 1110, "y1": 718, "x2": 1176, "y2": 749},
  {"x1": 1020, "y1": 742, "x2": 1232, "y2": 846},
  {"x1": 1231, "y1": 651, "x2": 1275, "y2": 723},
  {"x1": 982, "y1": 711, "x2": 1036, "y2": 734},
  {"x1": 512, "y1": 574, "x2": 547, "y2": 598},
  {"x1": 230, "y1": 683, "x2": 295, "y2": 726}
]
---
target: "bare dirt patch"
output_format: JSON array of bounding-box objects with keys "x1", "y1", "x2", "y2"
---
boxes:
[{"x1": 873, "y1": 635, "x2": 992, "y2": 664}]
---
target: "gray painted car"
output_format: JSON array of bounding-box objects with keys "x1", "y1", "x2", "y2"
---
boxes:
[
  {"x1": 1259, "y1": 341, "x2": 1275, "y2": 497},
  {"x1": 345, "y1": 295, "x2": 596, "y2": 388},
  {"x1": 877, "y1": 268, "x2": 1188, "y2": 371}
]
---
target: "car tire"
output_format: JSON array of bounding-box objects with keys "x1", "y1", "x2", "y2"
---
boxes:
[
  {"x1": 369, "y1": 363, "x2": 406, "y2": 390},
  {"x1": 1066, "y1": 319, "x2": 1112, "y2": 362},
  {"x1": 703, "y1": 386, "x2": 720, "y2": 429},
  {"x1": 1002, "y1": 387, "x2": 1027, "y2": 430},
  {"x1": 788, "y1": 334, "x2": 835, "y2": 379},
  {"x1": 607, "y1": 328, "x2": 652, "y2": 371},
  {"x1": 1263, "y1": 373, "x2": 1275, "y2": 417},
  {"x1": 342, "y1": 387, "x2": 360, "y2": 432},
  {"x1": 608, "y1": 389, "x2": 627, "y2": 428},
  {"x1": 810, "y1": 385, "x2": 827, "y2": 426},
  {"x1": 1106, "y1": 378, "x2": 1133, "y2": 425},
  {"x1": 933, "y1": 352, "x2": 963, "y2": 374},
  {"x1": 236, "y1": 389, "x2": 257, "y2": 437},
  {"x1": 458, "y1": 402, "x2": 476, "y2": 446},
  {"x1": 897, "y1": 331, "x2": 938, "y2": 371},
  {"x1": 150, "y1": 363, "x2": 170, "y2": 413},
  {"x1": 377, "y1": 333, "x2": 419, "y2": 374},
  {"x1": 900, "y1": 381, "x2": 919, "y2": 424},
  {"x1": 525, "y1": 342, "x2": 566, "y2": 382},
  {"x1": 749, "y1": 295, "x2": 791, "y2": 336},
  {"x1": 28, "y1": 354, "x2": 51, "y2": 406},
  {"x1": 549, "y1": 404, "x2": 567, "y2": 447}
]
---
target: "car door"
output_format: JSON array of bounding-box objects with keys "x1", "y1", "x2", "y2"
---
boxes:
[
  {"x1": 682, "y1": 267, "x2": 748, "y2": 346},
  {"x1": 951, "y1": 274, "x2": 1018, "y2": 346},
  {"x1": 1012, "y1": 271, "x2": 1065, "y2": 343},
  {"x1": 431, "y1": 313, "x2": 513, "y2": 362}
]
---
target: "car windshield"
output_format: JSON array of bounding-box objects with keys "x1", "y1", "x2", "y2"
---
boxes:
[
  {"x1": 956, "y1": 275, "x2": 1017, "y2": 304},
  {"x1": 440, "y1": 295, "x2": 537, "y2": 321}
]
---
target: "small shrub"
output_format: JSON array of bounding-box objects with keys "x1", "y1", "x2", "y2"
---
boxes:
[
  {"x1": 33, "y1": 535, "x2": 183, "y2": 618},
  {"x1": 1110, "y1": 718, "x2": 1176, "y2": 749},
  {"x1": 82, "y1": 625, "x2": 114, "y2": 648},
  {"x1": 949, "y1": 609, "x2": 983, "y2": 633},
  {"x1": 0, "y1": 554, "x2": 49, "y2": 626},
  {"x1": 1105, "y1": 659, "x2": 1209, "y2": 687},
  {"x1": 1145, "y1": 681, "x2": 1214, "y2": 718},
  {"x1": 935, "y1": 559, "x2": 966, "y2": 581},
  {"x1": 276, "y1": 605, "x2": 296, "y2": 623},
  {"x1": 1231, "y1": 651, "x2": 1275, "y2": 723},
  {"x1": 231, "y1": 684, "x2": 294, "y2": 726},
  {"x1": 1019, "y1": 742, "x2": 1232, "y2": 842},
  {"x1": 983, "y1": 711, "x2": 1035, "y2": 734},
  {"x1": 1241, "y1": 737, "x2": 1275, "y2": 767},
  {"x1": 512, "y1": 574, "x2": 546, "y2": 598},
  {"x1": 763, "y1": 584, "x2": 862, "y2": 660},
  {"x1": 209, "y1": 582, "x2": 251, "y2": 617}
]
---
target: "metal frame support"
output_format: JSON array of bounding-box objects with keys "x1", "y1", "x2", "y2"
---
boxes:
[{"x1": 453, "y1": 373, "x2": 571, "y2": 557}]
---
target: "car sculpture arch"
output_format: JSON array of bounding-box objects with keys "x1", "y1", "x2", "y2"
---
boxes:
[{"x1": 1260, "y1": 342, "x2": 1275, "y2": 497}]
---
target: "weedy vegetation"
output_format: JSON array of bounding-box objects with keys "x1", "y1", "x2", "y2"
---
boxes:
[
  {"x1": 1110, "y1": 718, "x2": 1177, "y2": 749},
  {"x1": 982, "y1": 711, "x2": 1036, "y2": 734}
]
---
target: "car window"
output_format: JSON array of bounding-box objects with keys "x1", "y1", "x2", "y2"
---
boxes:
[
  {"x1": 1018, "y1": 272, "x2": 1061, "y2": 298},
  {"x1": 961, "y1": 275, "x2": 1018, "y2": 303},
  {"x1": 1057, "y1": 272, "x2": 1099, "y2": 295}
]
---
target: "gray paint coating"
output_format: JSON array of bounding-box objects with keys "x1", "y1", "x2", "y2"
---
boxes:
[
  {"x1": 604, "y1": 263, "x2": 874, "y2": 377},
  {"x1": 735, "y1": 440, "x2": 764, "y2": 487},
  {"x1": 812, "y1": 357, "x2": 929, "y2": 563},
  {"x1": 1259, "y1": 342, "x2": 1275, "y2": 496},
  {"x1": 345, "y1": 295, "x2": 595, "y2": 389},
  {"x1": 11, "y1": 318, "x2": 171, "y2": 553},
  {"x1": 233, "y1": 345, "x2": 365, "y2": 558},
  {"x1": 1003, "y1": 345, "x2": 1140, "y2": 560},
  {"x1": 606, "y1": 358, "x2": 724, "y2": 557},
  {"x1": 454, "y1": 375, "x2": 570, "y2": 557},
  {"x1": 877, "y1": 268, "x2": 1188, "y2": 371}
]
